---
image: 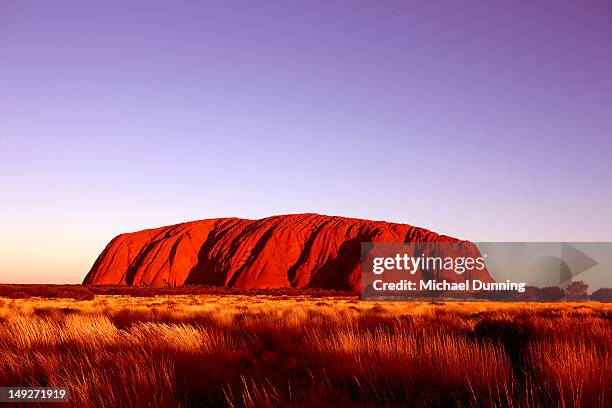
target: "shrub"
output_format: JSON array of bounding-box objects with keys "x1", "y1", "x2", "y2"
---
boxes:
[
  {"x1": 487, "y1": 290, "x2": 518, "y2": 301},
  {"x1": 537, "y1": 287, "x2": 565, "y2": 302},
  {"x1": 54, "y1": 289, "x2": 96, "y2": 301},
  {"x1": 56, "y1": 290, "x2": 78, "y2": 299},
  {"x1": 34, "y1": 285, "x2": 61, "y2": 298},
  {"x1": 74, "y1": 289, "x2": 96, "y2": 301},
  {"x1": 515, "y1": 286, "x2": 540, "y2": 301},
  {"x1": 7, "y1": 291, "x2": 30, "y2": 299},
  {"x1": 591, "y1": 288, "x2": 612, "y2": 302}
]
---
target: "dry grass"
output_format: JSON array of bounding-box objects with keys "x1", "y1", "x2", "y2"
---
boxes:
[{"x1": 0, "y1": 296, "x2": 611, "y2": 407}]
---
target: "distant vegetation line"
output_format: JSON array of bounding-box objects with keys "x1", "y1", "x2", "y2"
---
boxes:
[{"x1": 1, "y1": 283, "x2": 612, "y2": 302}]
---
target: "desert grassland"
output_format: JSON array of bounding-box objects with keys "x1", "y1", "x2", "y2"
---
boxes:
[{"x1": 0, "y1": 296, "x2": 611, "y2": 408}]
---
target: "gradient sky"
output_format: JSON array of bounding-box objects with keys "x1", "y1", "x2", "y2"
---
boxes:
[{"x1": 1, "y1": 0, "x2": 611, "y2": 284}]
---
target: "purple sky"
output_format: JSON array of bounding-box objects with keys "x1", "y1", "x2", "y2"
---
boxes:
[{"x1": 1, "y1": 1, "x2": 611, "y2": 283}]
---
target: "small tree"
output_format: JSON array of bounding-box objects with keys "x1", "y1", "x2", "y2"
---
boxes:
[{"x1": 565, "y1": 280, "x2": 589, "y2": 300}]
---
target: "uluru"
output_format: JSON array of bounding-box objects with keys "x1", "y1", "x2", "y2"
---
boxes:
[{"x1": 84, "y1": 214, "x2": 492, "y2": 291}]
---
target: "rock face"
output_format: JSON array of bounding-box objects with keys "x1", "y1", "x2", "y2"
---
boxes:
[{"x1": 84, "y1": 214, "x2": 492, "y2": 291}]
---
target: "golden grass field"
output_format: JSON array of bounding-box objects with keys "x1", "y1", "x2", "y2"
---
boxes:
[{"x1": 0, "y1": 295, "x2": 611, "y2": 407}]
